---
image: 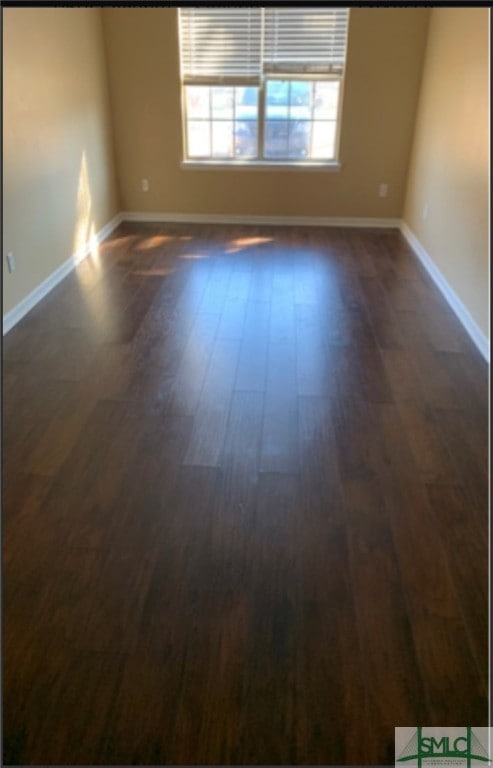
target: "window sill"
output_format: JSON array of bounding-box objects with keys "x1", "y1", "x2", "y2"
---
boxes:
[{"x1": 181, "y1": 160, "x2": 342, "y2": 172}]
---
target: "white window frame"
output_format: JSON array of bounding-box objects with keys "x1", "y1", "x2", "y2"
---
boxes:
[{"x1": 178, "y1": 9, "x2": 349, "y2": 170}]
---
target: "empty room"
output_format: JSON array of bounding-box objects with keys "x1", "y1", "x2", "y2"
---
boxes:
[{"x1": 2, "y1": 4, "x2": 489, "y2": 766}]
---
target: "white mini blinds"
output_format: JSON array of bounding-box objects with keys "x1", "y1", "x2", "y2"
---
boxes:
[
  {"x1": 179, "y1": 8, "x2": 349, "y2": 83},
  {"x1": 179, "y1": 8, "x2": 262, "y2": 84},
  {"x1": 263, "y1": 8, "x2": 349, "y2": 75}
]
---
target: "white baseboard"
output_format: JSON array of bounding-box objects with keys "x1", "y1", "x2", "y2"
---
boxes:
[
  {"x1": 3, "y1": 213, "x2": 122, "y2": 335},
  {"x1": 400, "y1": 221, "x2": 489, "y2": 362},
  {"x1": 121, "y1": 211, "x2": 401, "y2": 229}
]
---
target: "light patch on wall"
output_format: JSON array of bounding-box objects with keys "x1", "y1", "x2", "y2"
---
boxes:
[
  {"x1": 72, "y1": 155, "x2": 103, "y2": 274},
  {"x1": 73, "y1": 151, "x2": 93, "y2": 263},
  {"x1": 72, "y1": 153, "x2": 105, "y2": 294},
  {"x1": 70, "y1": 152, "x2": 115, "y2": 335}
]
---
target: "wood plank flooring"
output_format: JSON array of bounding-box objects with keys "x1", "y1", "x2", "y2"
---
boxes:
[{"x1": 3, "y1": 222, "x2": 488, "y2": 765}]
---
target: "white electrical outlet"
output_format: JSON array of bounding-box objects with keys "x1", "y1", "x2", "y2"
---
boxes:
[
  {"x1": 142, "y1": 178, "x2": 149, "y2": 192},
  {"x1": 379, "y1": 183, "x2": 388, "y2": 198},
  {"x1": 6, "y1": 252, "x2": 15, "y2": 273}
]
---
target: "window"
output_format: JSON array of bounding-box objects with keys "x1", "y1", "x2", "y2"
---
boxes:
[
  {"x1": 179, "y1": 8, "x2": 349, "y2": 166},
  {"x1": 186, "y1": 86, "x2": 259, "y2": 159}
]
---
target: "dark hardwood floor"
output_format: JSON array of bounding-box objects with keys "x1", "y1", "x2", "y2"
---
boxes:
[{"x1": 3, "y1": 222, "x2": 488, "y2": 765}]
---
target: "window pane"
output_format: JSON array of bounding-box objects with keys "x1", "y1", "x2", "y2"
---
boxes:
[
  {"x1": 265, "y1": 120, "x2": 289, "y2": 158},
  {"x1": 314, "y1": 81, "x2": 339, "y2": 120},
  {"x1": 212, "y1": 121, "x2": 234, "y2": 158},
  {"x1": 186, "y1": 86, "x2": 210, "y2": 119},
  {"x1": 289, "y1": 81, "x2": 312, "y2": 121},
  {"x1": 312, "y1": 121, "x2": 336, "y2": 159},
  {"x1": 211, "y1": 87, "x2": 234, "y2": 119},
  {"x1": 266, "y1": 80, "x2": 289, "y2": 119},
  {"x1": 235, "y1": 87, "x2": 258, "y2": 121},
  {"x1": 188, "y1": 121, "x2": 210, "y2": 156},
  {"x1": 290, "y1": 81, "x2": 312, "y2": 107},
  {"x1": 288, "y1": 121, "x2": 310, "y2": 159},
  {"x1": 235, "y1": 121, "x2": 257, "y2": 157}
]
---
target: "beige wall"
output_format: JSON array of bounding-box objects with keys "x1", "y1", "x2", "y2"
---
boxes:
[
  {"x1": 3, "y1": 8, "x2": 119, "y2": 315},
  {"x1": 403, "y1": 8, "x2": 489, "y2": 339},
  {"x1": 102, "y1": 8, "x2": 429, "y2": 218}
]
